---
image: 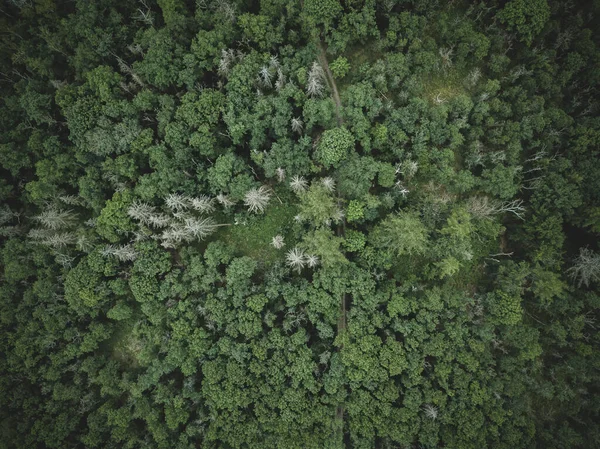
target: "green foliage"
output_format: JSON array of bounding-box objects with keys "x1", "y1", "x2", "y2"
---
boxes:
[
  {"x1": 377, "y1": 162, "x2": 396, "y2": 188},
  {"x1": 301, "y1": 228, "x2": 347, "y2": 267},
  {"x1": 330, "y1": 56, "x2": 350, "y2": 79},
  {"x1": 370, "y1": 211, "x2": 428, "y2": 257},
  {"x1": 343, "y1": 230, "x2": 366, "y2": 252},
  {"x1": 317, "y1": 127, "x2": 354, "y2": 168},
  {"x1": 298, "y1": 182, "x2": 338, "y2": 226},
  {"x1": 64, "y1": 257, "x2": 108, "y2": 317},
  {"x1": 337, "y1": 154, "x2": 380, "y2": 199},
  {"x1": 498, "y1": 0, "x2": 550, "y2": 46},
  {"x1": 95, "y1": 191, "x2": 135, "y2": 243},
  {"x1": 303, "y1": 0, "x2": 343, "y2": 33},
  {"x1": 346, "y1": 200, "x2": 365, "y2": 222},
  {"x1": 488, "y1": 291, "x2": 523, "y2": 325},
  {"x1": 106, "y1": 301, "x2": 133, "y2": 321},
  {"x1": 2, "y1": 2, "x2": 599, "y2": 448}
]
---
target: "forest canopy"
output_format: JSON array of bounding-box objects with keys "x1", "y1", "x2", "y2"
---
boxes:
[{"x1": 1, "y1": 0, "x2": 599, "y2": 448}]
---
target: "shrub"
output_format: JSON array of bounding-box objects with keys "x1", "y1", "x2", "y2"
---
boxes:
[{"x1": 317, "y1": 127, "x2": 354, "y2": 167}]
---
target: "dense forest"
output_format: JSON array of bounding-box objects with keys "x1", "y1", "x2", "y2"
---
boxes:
[{"x1": 1, "y1": 0, "x2": 599, "y2": 447}]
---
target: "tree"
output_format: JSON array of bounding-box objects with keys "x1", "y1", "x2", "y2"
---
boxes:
[
  {"x1": 286, "y1": 247, "x2": 306, "y2": 273},
  {"x1": 2, "y1": 1, "x2": 600, "y2": 447},
  {"x1": 298, "y1": 182, "x2": 339, "y2": 226},
  {"x1": 302, "y1": 0, "x2": 342, "y2": 35},
  {"x1": 290, "y1": 175, "x2": 308, "y2": 194},
  {"x1": 498, "y1": 0, "x2": 550, "y2": 46},
  {"x1": 301, "y1": 228, "x2": 346, "y2": 267},
  {"x1": 568, "y1": 248, "x2": 600, "y2": 288},
  {"x1": 330, "y1": 57, "x2": 350, "y2": 79},
  {"x1": 370, "y1": 211, "x2": 428, "y2": 257},
  {"x1": 306, "y1": 62, "x2": 326, "y2": 98},
  {"x1": 316, "y1": 127, "x2": 354, "y2": 168},
  {"x1": 244, "y1": 186, "x2": 272, "y2": 213}
]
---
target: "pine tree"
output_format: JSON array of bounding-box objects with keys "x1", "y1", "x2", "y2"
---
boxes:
[
  {"x1": 165, "y1": 194, "x2": 190, "y2": 212},
  {"x1": 33, "y1": 208, "x2": 77, "y2": 230},
  {"x1": 291, "y1": 117, "x2": 304, "y2": 134},
  {"x1": 190, "y1": 196, "x2": 215, "y2": 214},
  {"x1": 271, "y1": 235, "x2": 285, "y2": 249},
  {"x1": 321, "y1": 177, "x2": 335, "y2": 192},
  {"x1": 290, "y1": 176, "x2": 308, "y2": 194},
  {"x1": 307, "y1": 62, "x2": 325, "y2": 98},
  {"x1": 568, "y1": 248, "x2": 600, "y2": 287},
  {"x1": 101, "y1": 244, "x2": 138, "y2": 261},
  {"x1": 244, "y1": 186, "x2": 272, "y2": 213},
  {"x1": 286, "y1": 247, "x2": 306, "y2": 273}
]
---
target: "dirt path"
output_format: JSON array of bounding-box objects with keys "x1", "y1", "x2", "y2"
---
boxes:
[
  {"x1": 318, "y1": 38, "x2": 346, "y2": 445},
  {"x1": 335, "y1": 199, "x2": 347, "y2": 442},
  {"x1": 317, "y1": 42, "x2": 344, "y2": 127}
]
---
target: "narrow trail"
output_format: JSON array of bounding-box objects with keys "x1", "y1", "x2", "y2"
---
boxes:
[
  {"x1": 317, "y1": 37, "x2": 346, "y2": 445},
  {"x1": 335, "y1": 214, "x2": 347, "y2": 440},
  {"x1": 317, "y1": 41, "x2": 344, "y2": 127}
]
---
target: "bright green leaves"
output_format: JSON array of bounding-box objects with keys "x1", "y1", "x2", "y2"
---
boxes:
[
  {"x1": 246, "y1": 294, "x2": 268, "y2": 313},
  {"x1": 135, "y1": 28, "x2": 182, "y2": 89},
  {"x1": 342, "y1": 334, "x2": 387, "y2": 385},
  {"x1": 129, "y1": 241, "x2": 171, "y2": 314},
  {"x1": 157, "y1": 0, "x2": 188, "y2": 30},
  {"x1": 433, "y1": 208, "x2": 474, "y2": 279},
  {"x1": 387, "y1": 294, "x2": 410, "y2": 318},
  {"x1": 208, "y1": 152, "x2": 255, "y2": 200},
  {"x1": 106, "y1": 301, "x2": 133, "y2": 321},
  {"x1": 377, "y1": 162, "x2": 396, "y2": 188},
  {"x1": 129, "y1": 273, "x2": 160, "y2": 305},
  {"x1": 316, "y1": 127, "x2": 354, "y2": 168},
  {"x1": 370, "y1": 211, "x2": 428, "y2": 258},
  {"x1": 226, "y1": 256, "x2": 257, "y2": 300},
  {"x1": 18, "y1": 82, "x2": 53, "y2": 125},
  {"x1": 173, "y1": 89, "x2": 225, "y2": 157},
  {"x1": 297, "y1": 182, "x2": 339, "y2": 226},
  {"x1": 498, "y1": 0, "x2": 550, "y2": 46},
  {"x1": 434, "y1": 256, "x2": 461, "y2": 279},
  {"x1": 85, "y1": 65, "x2": 122, "y2": 102},
  {"x1": 175, "y1": 89, "x2": 224, "y2": 128},
  {"x1": 380, "y1": 339, "x2": 408, "y2": 376},
  {"x1": 343, "y1": 230, "x2": 366, "y2": 252},
  {"x1": 337, "y1": 154, "x2": 380, "y2": 199},
  {"x1": 163, "y1": 395, "x2": 189, "y2": 430},
  {"x1": 134, "y1": 241, "x2": 171, "y2": 276},
  {"x1": 301, "y1": 228, "x2": 347, "y2": 267},
  {"x1": 302, "y1": 0, "x2": 343, "y2": 34},
  {"x1": 64, "y1": 257, "x2": 107, "y2": 317},
  {"x1": 95, "y1": 190, "x2": 135, "y2": 243},
  {"x1": 2, "y1": 1, "x2": 598, "y2": 448},
  {"x1": 488, "y1": 291, "x2": 523, "y2": 326},
  {"x1": 346, "y1": 200, "x2": 365, "y2": 222},
  {"x1": 238, "y1": 13, "x2": 282, "y2": 51},
  {"x1": 330, "y1": 56, "x2": 350, "y2": 79}
]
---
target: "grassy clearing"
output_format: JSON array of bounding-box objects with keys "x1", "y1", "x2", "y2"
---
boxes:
[
  {"x1": 107, "y1": 319, "x2": 143, "y2": 369},
  {"x1": 218, "y1": 190, "x2": 298, "y2": 266},
  {"x1": 421, "y1": 67, "x2": 470, "y2": 105}
]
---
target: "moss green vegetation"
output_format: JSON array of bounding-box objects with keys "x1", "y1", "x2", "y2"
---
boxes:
[
  {"x1": 1, "y1": 1, "x2": 600, "y2": 448},
  {"x1": 223, "y1": 200, "x2": 297, "y2": 264}
]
